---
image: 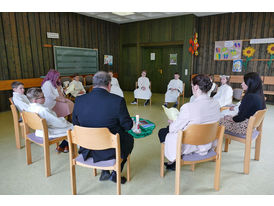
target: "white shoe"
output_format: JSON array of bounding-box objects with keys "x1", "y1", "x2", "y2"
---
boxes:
[{"x1": 131, "y1": 101, "x2": 137, "y2": 105}]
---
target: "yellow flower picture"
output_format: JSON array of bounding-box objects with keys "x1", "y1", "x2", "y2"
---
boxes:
[
  {"x1": 243, "y1": 47, "x2": 256, "y2": 58},
  {"x1": 267, "y1": 44, "x2": 274, "y2": 55}
]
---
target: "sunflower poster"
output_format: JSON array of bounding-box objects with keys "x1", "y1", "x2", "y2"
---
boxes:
[{"x1": 214, "y1": 40, "x2": 242, "y2": 60}]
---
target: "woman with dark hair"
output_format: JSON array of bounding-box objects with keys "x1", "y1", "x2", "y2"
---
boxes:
[
  {"x1": 41, "y1": 69, "x2": 74, "y2": 118},
  {"x1": 158, "y1": 74, "x2": 220, "y2": 169},
  {"x1": 220, "y1": 72, "x2": 266, "y2": 135}
]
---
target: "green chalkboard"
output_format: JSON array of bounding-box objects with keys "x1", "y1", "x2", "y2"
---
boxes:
[{"x1": 53, "y1": 46, "x2": 98, "y2": 76}]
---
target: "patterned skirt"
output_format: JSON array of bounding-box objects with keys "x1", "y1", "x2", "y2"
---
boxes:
[{"x1": 219, "y1": 116, "x2": 249, "y2": 135}]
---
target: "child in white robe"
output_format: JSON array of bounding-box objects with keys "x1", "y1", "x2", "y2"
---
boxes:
[
  {"x1": 26, "y1": 88, "x2": 73, "y2": 153},
  {"x1": 131, "y1": 70, "x2": 152, "y2": 106},
  {"x1": 11, "y1": 81, "x2": 30, "y2": 112},
  {"x1": 65, "y1": 75, "x2": 86, "y2": 97},
  {"x1": 164, "y1": 72, "x2": 183, "y2": 108},
  {"x1": 213, "y1": 75, "x2": 233, "y2": 107},
  {"x1": 108, "y1": 70, "x2": 124, "y2": 98}
]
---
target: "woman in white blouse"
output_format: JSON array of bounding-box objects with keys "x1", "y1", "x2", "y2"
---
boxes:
[
  {"x1": 41, "y1": 69, "x2": 74, "y2": 117},
  {"x1": 108, "y1": 70, "x2": 124, "y2": 98},
  {"x1": 158, "y1": 74, "x2": 220, "y2": 170}
]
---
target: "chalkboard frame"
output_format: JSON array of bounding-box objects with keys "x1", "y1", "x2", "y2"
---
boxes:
[{"x1": 53, "y1": 46, "x2": 98, "y2": 76}]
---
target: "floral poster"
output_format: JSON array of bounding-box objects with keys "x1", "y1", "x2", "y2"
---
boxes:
[
  {"x1": 104, "y1": 55, "x2": 113, "y2": 65},
  {"x1": 170, "y1": 54, "x2": 177, "y2": 65}
]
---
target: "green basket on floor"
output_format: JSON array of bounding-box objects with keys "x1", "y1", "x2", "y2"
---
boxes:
[{"x1": 127, "y1": 117, "x2": 156, "y2": 139}]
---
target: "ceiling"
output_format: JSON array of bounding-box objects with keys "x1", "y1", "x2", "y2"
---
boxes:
[{"x1": 78, "y1": 12, "x2": 225, "y2": 24}]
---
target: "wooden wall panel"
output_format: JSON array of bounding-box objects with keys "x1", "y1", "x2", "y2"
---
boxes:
[
  {"x1": 194, "y1": 12, "x2": 274, "y2": 77},
  {"x1": 120, "y1": 15, "x2": 195, "y2": 96},
  {"x1": 0, "y1": 12, "x2": 120, "y2": 112}
]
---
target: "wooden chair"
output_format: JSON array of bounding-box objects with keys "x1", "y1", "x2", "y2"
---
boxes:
[
  {"x1": 21, "y1": 111, "x2": 67, "y2": 177},
  {"x1": 84, "y1": 75, "x2": 93, "y2": 93},
  {"x1": 9, "y1": 97, "x2": 24, "y2": 149},
  {"x1": 177, "y1": 83, "x2": 185, "y2": 109},
  {"x1": 67, "y1": 126, "x2": 131, "y2": 195},
  {"x1": 224, "y1": 109, "x2": 267, "y2": 174},
  {"x1": 160, "y1": 122, "x2": 225, "y2": 195},
  {"x1": 135, "y1": 81, "x2": 152, "y2": 106}
]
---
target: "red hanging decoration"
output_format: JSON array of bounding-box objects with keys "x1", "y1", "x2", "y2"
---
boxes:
[{"x1": 188, "y1": 33, "x2": 199, "y2": 56}]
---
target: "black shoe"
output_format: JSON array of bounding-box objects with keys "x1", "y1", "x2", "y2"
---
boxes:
[
  {"x1": 144, "y1": 100, "x2": 150, "y2": 106},
  {"x1": 172, "y1": 103, "x2": 178, "y2": 108},
  {"x1": 99, "y1": 170, "x2": 111, "y2": 181},
  {"x1": 163, "y1": 103, "x2": 168, "y2": 108},
  {"x1": 164, "y1": 162, "x2": 176, "y2": 171},
  {"x1": 109, "y1": 171, "x2": 127, "y2": 184}
]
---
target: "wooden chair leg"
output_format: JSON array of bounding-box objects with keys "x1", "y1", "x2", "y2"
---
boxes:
[
  {"x1": 175, "y1": 161, "x2": 181, "y2": 195},
  {"x1": 127, "y1": 155, "x2": 130, "y2": 181},
  {"x1": 244, "y1": 139, "x2": 252, "y2": 174},
  {"x1": 70, "y1": 164, "x2": 77, "y2": 195},
  {"x1": 25, "y1": 138, "x2": 32, "y2": 165},
  {"x1": 224, "y1": 138, "x2": 229, "y2": 152},
  {"x1": 116, "y1": 168, "x2": 121, "y2": 195},
  {"x1": 14, "y1": 123, "x2": 21, "y2": 149},
  {"x1": 136, "y1": 99, "x2": 138, "y2": 107},
  {"x1": 177, "y1": 97, "x2": 180, "y2": 109},
  {"x1": 93, "y1": 169, "x2": 97, "y2": 176},
  {"x1": 44, "y1": 143, "x2": 51, "y2": 177},
  {"x1": 229, "y1": 139, "x2": 231, "y2": 144},
  {"x1": 150, "y1": 98, "x2": 151, "y2": 107},
  {"x1": 191, "y1": 163, "x2": 195, "y2": 172},
  {"x1": 56, "y1": 142, "x2": 59, "y2": 148},
  {"x1": 255, "y1": 133, "x2": 262, "y2": 161},
  {"x1": 214, "y1": 156, "x2": 221, "y2": 191},
  {"x1": 160, "y1": 143, "x2": 165, "y2": 177}
]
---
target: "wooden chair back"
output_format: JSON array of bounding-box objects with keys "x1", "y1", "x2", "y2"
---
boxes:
[
  {"x1": 9, "y1": 97, "x2": 14, "y2": 105},
  {"x1": 85, "y1": 75, "x2": 93, "y2": 85},
  {"x1": 68, "y1": 126, "x2": 118, "y2": 150},
  {"x1": 180, "y1": 122, "x2": 219, "y2": 145},
  {"x1": 252, "y1": 109, "x2": 267, "y2": 129},
  {"x1": 21, "y1": 111, "x2": 46, "y2": 131}
]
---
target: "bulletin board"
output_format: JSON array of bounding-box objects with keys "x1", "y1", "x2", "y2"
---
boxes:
[{"x1": 214, "y1": 40, "x2": 243, "y2": 60}]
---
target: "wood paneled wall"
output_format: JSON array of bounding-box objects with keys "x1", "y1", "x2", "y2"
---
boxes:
[
  {"x1": 119, "y1": 15, "x2": 196, "y2": 96},
  {"x1": 0, "y1": 12, "x2": 120, "y2": 112},
  {"x1": 194, "y1": 12, "x2": 274, "y2": 76},
  {"x1": 194, "y1": 12, "x2": 274, "y2": 100}
]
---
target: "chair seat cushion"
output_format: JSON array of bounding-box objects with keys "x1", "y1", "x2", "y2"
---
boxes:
[
  {"x1": 75, "y1": 154, "x2": 116, "y2": 167},
  {"x1": 27, "y1": 133, "x2": 56, "y2": 144},
  {"x1": 182, "y1": 149, "x2": 217, "y2": 161},
  {"x1": 225, "y1": 129, "x2": 260, "y2": 140}
]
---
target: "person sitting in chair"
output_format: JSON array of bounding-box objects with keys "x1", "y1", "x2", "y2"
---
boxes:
[
  {"x1": 72, "y1": 71, "x2": 134, "y2": 184},
  {"x1": 164, "y1": 72, "x2": 183, "y2": 108}
]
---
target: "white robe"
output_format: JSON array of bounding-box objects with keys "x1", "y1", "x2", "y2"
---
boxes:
[
  {"x1": 65, "y1": 80, "x2": 86, "y2": 97},
  {"x1": 12, "y1": 92, "x2": 30, "y2": 112},
  {"x1": 27, "y1": 103, "x2": 73, "y2": 138},
  {"x1": 41, "y1": 81, "x2": 59, "y2": 109},
  {"x1": 213, "y1": 84, "x2": 233, "y2": 107},
  {"x1": 220, "y1": 101, "x2": 241, "y2": 118},
  {"x1": 110, "y1": 77, "x2": 124, "y2": 98},
  {"x1": 189, "y1": 82, "x2": 217, "y2": 103},
  {"x1": 134, "y1": 77, "x2": 152, "y2": 100},
  {"x1": 164, "y1": 94, "x2": 221, "y2": 162},
  {"x1": 165, "y1": 79, "x2": 183, "y2": 103}
]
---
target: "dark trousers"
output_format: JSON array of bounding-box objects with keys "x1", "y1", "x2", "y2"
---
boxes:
[
  {"x1": 59, "y1": 140, "x2": 68, "y2": 148},
  {"x1": 158, "y1": 126, "x2": 169, "y2": 143},
  {"x1": 79, "y1": 132, "x2": 134, "y2": 171}
]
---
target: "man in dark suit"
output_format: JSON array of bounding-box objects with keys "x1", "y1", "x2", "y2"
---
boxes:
[{"x1": 72, "y1": 71, "x2": 134, "y2": 184}]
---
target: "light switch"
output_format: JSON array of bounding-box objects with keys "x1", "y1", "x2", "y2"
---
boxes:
[{"x1": 185, "y1": 69, "x2": 188, "y2": 76}]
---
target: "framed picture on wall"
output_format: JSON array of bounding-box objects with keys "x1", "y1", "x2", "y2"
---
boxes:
[
  {"x1": 104, "y1": 55, "x2": 113, "y2": 65},
  {"x1": 170, "y1": 54, "x2": 177, "y2": 65},
  {"x1": 232, "y1": 59, "x2": 243, "y2": 72}
]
